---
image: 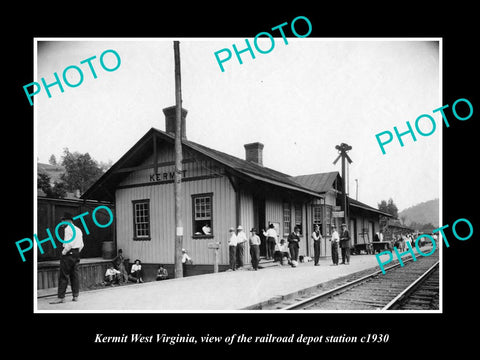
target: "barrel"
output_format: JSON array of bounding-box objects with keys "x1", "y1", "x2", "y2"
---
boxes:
[{"x1": 102, "y1": 241, "x2": 115, "y2": 259}]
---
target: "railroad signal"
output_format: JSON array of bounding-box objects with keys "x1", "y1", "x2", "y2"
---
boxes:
[
  {"x1": 333, "y1": 143, "x2": 353, "y2": 166},
  {"x1": 333, "y1": 143, "x2": 353, "y2": 226}
]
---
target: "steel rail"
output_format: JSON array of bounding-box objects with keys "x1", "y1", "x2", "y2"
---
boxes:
[
  {"x1": 381, "y1": 260, "x2": 439, "y2": 310},
  {"x1": 283, "y1": 257, "x2": 414, "y2": 310}
]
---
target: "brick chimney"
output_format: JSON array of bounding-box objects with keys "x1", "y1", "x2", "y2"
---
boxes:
[
  {"x1": 244, "y1": 142, "x2": 264, "y2": 166},
  {"x1": 163, "y1": 106, "x2": 188, "y2": 140}
]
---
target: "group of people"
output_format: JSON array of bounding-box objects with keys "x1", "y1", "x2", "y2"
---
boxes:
[
  {"x1": 227, "y1": 225, "x2": 254, "y2": 270},
  {"x1": 392, "y1": 233, "x2": 418, "y2": 252},
  {"x1": 226, "y1": 224, "x2": 303, "y2": 271},
  {"x1": 103, "y1": 251, "x2": 145, "y2": 286},
  {"x1": 47, "y1": 211, "x2": 352, "y2": 305},
  {"x1": 226, "y1": 222, "x2": 352, "y2": 270},
  {"x1": 329, "y1": 223, "x2": 351, "y2": 265},
  {"x1": 103, "y1": 248, "x2": 194, "y2": 285},
  {"x1": 303, "y1": 223, "x2": 352, "y2": 266}
]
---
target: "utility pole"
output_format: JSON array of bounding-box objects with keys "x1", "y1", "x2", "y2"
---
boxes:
[
  {"x1": 173, "y1": 41, "x2": 184, "y2": 278},
  {"x1": 333, "y1": 143, "x2": 353, "y2": 227},
  {"x1": 355, "y1": 178, "x2": 358, "y2": 200}
]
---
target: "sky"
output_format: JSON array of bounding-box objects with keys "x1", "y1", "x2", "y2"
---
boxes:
[{"x1": 36, "y1": 38, "x2": 440, "y2": 212}]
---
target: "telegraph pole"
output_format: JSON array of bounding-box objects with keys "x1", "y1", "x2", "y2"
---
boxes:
[
  {"x1": 173, "y1": 41, "x2": 184, "y2": 278},
  {"x1": 355, "y1": 179, "x2": 358, "y2": 200}
]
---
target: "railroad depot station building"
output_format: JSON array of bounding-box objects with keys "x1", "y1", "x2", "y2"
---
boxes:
[{"x1": 77, "y1": 106, "x2": 391, "y2": 279}]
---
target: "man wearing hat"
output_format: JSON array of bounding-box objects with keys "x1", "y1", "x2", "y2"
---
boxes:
[
  {"x1": 181, "y1": 249, "x2": 193, "y2": 277},
  {"x1": 236, "y1": 225, "x2": 247, "y2": 269},
  {"x1": 312, "y1": 224, "x2": 322, "y2": 266},
  {"x1": 227, "y1": 227, "x2": 237, "y2": 271},
  {"x1": 330, "y1": 225, "x2": 340, "y2": 265},
  {"x1": 287, "y1": 226, "x2": 301, "y2": 267},
  {"x1": 50, "y1": 213, "x2": 84, "y2": 304},
  {"x1": 249, "y1": 228, "x2": 261, "y2": 270},
  {"x1": 340, "y1": 223, "x2": 351, "y2": 265}
]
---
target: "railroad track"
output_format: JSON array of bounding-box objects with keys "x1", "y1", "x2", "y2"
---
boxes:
[
  {"x1": 385, "y1": 262, "x2": 439, "y2": 310},
  {"x1": 275, "y1": 252, "x2": 439, "y2": 311}
]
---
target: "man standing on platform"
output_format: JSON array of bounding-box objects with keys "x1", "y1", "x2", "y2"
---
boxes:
[
  {"x1": 249, "y1": 228, "x2": 261, "y2": 270},
  {"x1": 236, "y1": 225, "x2": 247, "y2": 269},
  {"x1": 312, "y1": 224, "x2": 322, "y2": 266},
  {"x1": 50, "y1": 213, "x2": 84, "y2": 304},
  {"x1": 227, "y1": 227, "x2": 237, "y2": 271},
  {"x1": 330, "y1": 225, "x2": 340, "y2": 265},
  {"x1": 340, "y1": 223, "x2": 351, "y2": 265}
]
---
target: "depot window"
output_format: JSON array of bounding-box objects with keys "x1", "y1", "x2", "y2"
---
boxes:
[
  {"x1": 312, "y1": 204, "x2": 323, "y2": 234},
  {"x1": 294, "y1": 203, "x2": 303, "y2": 235},
  {"x1": 133, "y1": 199, "x2": 151, "y2": 240},
  {"x1": 283, "y1": 202, "x2": 291, "y2": 236},
  {"x1": 192, "y1": 193, "x2": 213, "y2": 238}
]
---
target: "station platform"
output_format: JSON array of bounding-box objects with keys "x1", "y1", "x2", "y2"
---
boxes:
[{"x1": 36, "y1": 247, "x2": 435, "y2": 312}]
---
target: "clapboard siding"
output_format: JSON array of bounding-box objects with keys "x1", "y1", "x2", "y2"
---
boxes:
[
  {"x1": 238, "y1": 190, "x2": 254, "y2": 264},
  {"x1": 37, "y1": 261, "x2": 110, "y2": 291},
  {"x1": 264, "y1": 196, "x2": 284, "y2": 237},
  {"x1": 115, "y1": 175, "x2": 235, "y2": 265}
]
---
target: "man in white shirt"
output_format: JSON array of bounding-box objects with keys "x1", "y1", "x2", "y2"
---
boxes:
[
  {"x1": 181, "y1": 249, "x2": 193, "y2": 277},
  {"x1": 249, "y1": 228, "x2": 261, "y2": 270},
  {"x1": 378, "y1": 231, "x2": 384, "y2": 242},
  {"x1": 50, "y1": 213, "x2": 84, "y2": 304},
  {"x1": 236, "y1": 225, "x2": 247, "y2": 269},
  {"x1": 104, "y1": 265, "x2": 121, "y2": 286},
  {"x1": 330, "y1": 225, "x2": 340, "y2": 266},
  {"x1": 312, "y1": 224, "x2": 323, "y2": 266},
  {"x1": 278, "y1": 239, "x2": 291, "y2": 266},
  {"x1": 262, "y1": 223, "x2": 278, "y2": 260},
  {"x1": 227, "y1": 227, "x2": 237, "y2": 271}
]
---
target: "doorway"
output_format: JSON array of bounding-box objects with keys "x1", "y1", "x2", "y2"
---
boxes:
[
  {"x1": 253, "y1": 197, "x2": 266, "y2": 257},
  {"x1": 368, "y1": 221, "x2": 374, "y2": 243}
]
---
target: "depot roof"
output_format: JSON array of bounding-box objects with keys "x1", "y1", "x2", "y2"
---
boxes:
[{"x1": 82, "y1": 127, "x2": 322, "y2": 202}]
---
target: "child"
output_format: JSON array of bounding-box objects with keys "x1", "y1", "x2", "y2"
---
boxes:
[
  {"x1": 278, "y1": 239, "x2": 291, "y2": 266},
  {"x1": 104, "y1": 265, "x2": 121, "y2": 286},
  {"x1": 129, "y1": 259, "x2": 144, "y2": 283},
  {"x1": 156, "y1": 265, "x2": 168, "y2": 281}
]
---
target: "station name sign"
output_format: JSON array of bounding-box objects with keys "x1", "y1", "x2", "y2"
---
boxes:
[{"x1": 149, "y1": 170, "x2": 187, "y2": 182}]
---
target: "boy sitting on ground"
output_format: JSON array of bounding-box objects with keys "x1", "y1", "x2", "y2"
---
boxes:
[{"x1": 103, "y1": 264, "x2": 121, "y2": 286}]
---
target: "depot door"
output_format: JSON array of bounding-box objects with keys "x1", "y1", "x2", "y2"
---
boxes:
[
  {"x1": 368, "y1": 221, "x2": 374, "y2": 243},
  {"x1": 253, "y1": 197, "x2": 266, "y2": 257}
]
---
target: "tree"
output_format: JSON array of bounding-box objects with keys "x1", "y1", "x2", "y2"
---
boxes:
[
  {"x1": 99, "y1": 159, "x2": 113, "y2": 172},
  {"x1": 37, "y1": 172, "x2": 67, "y2": 198},
  {"x1": 48, "y1": 154, "x2": 57, "y2": 165},
  {"x1": 60, "y1": 148, "x2": 104, "y2": 194},
  {"x1": 409, "y1": 221, "x2": 436, "y2": 233},
  {"x1": 38, "y1": 172, "x2": 52, "y2": 195},
  {"x1": 50, "y1": 181, "x2": 68, "y2": 198},
  {"x1": 378, "y1": 198, "x2": 399, "y2": 219}
]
